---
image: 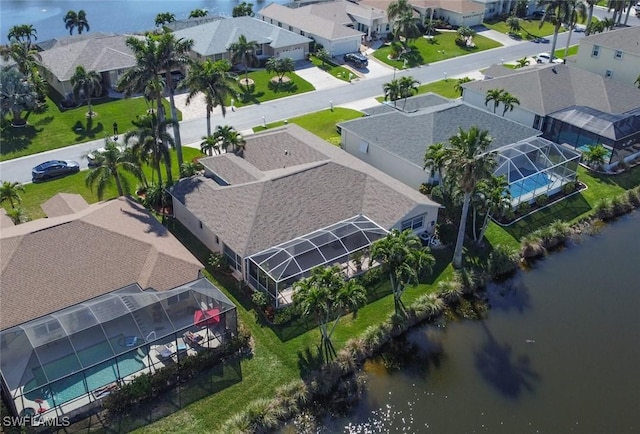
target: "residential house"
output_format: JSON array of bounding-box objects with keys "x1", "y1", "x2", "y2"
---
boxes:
[
  {"x1": 37, "y1": 33, "x2": 139, "y2": 98},
  {"x1": 257, "y1": 1, "x2": 369, "y2": 56},
  {"x1": 169, "y1": 125, "x2": 441, "y2": 306},
  {"x1": 471, "y1": 0, "x2": 516, "y2": 18},
  {"x1": 462, "y1": 63, "x2": 640, "y2": 166},
  {"x1": 339, "y1": 94, "x2": 581, "y2": 206},
  {"x1": 172, "y1": 16, "x2": 313, "y2": 62},
  {"x1": 0, "y1": 196, "x2": 237, "y2": 421},
  {"x1": 358, "y1": 0, "x2": 485, "y2": 28},
  {"x1": 573, "y1": 26, "x2": 640, "y2": 88}
]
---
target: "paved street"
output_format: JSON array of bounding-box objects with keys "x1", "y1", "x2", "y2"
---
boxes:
[{"x1": 1, "y1": 7, "x2": 635, "y2": 184}]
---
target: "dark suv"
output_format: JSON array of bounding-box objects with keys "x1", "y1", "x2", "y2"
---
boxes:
[{"x1": 344, "y1": 53, "x2": 368, "y2": 68}]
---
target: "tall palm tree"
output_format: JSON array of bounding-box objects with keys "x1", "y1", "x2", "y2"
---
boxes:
[
  {"x1": 387, "y1": 0, "x2": 414, "y2": 21},
  {"x1": 265, "y1": 57, "x2": 295, "y2": 83},
  {"x1": 0, "y1": 181, "x2": 25, "y2": 208},
  {"x1": 181, "y1": 59, "x2": 236, "y2": 138},
  {"x1": 0, "y1": 41, "x2": 45, "y2": 99},
  {"x1": 229, "y1": 34, "x2": 259, "y2": 91},
  {"x1": 506, "y1": 16, "x2": 521, "y2": 34},
  {"x1": 7, "y1": 25, "x2": 37, "y2": 45},
  {"x1": 85, "y1": 138, "x2": 143, "y2": 199},
  {"x1": 383, "y1": 78, "x2": 402, "y2": 107},
  {"x1": 484, "y1": 88, "x2": 505, "y2": 114},
  {"x1": 443, "y1": 127, "x2": 497, "y2": 268},
  {"x1": 454, "y1": 77, "x2": 473, "y2": 96},
  {"x1": 189, "y1": 9, "x2": 208, "y2": 18},
  {"x1": 155, "y1": 12, "x2": 176, "y2": 28},
  {"x1": 124, "y1": 113, "x2": 176, "y2": 185},
  {"x1": 473, "y1": 175, "x2": 511, "y2": 245},
  {"x1": 537, "y1": 0, "x2": 571, "y2": 62},
  {"x1": 500, "y1": 92, "x2": 520, "y2": 116},
  {"x1": 213, "y1": 125, "x2": 246, "y2": 155},
  {"x1": 563, "y1": 0, "x2": 587, "y2": 57},
  {"x1": 370, "y1": 229, "x2": 435, "y2": 314},
  {"x1": 584, "y1": 0, "x2": 598, "y2": 35},
  {"x1": 200, "y1": 135, "x2": 220, "y2": 156},
  {"x1": 70, "y1": 65, "x2": 102, "y2": 117},
  {"x1": 393, "y1": 12, "x2": 421, "y2": 43},
  {"x1": 63, "y1": 10, "x2": 90, "y2": 35},
  {"x1": 293, "y1": 266, "x2": 367, "y2": 361},
  {"x1": 423, "y1": 142, "x2": 447, "y2": 182},
  {"x1": 607, "y1": 0, "x2": 625, "y2": 24},
  {"x1": 398, "y1": 76, "x2": 420, "y2": 109}
]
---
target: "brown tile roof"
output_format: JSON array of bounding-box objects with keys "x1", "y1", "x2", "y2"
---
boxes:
[
  {"x1": 41, "y1": 193, "x2": 90, "y2": 217},
  {"x1": 171, "y1": 125, "x2": 440, "y2": 257},
  {"x1": 359, "y1": 0, "x2": 484, "y2": 15},
  {"x1": 0, "y1": 197, "x2": 202, "y2": 330},
  {"x1": 200, "y1": 153, "x2": 264, "y2": 185}
]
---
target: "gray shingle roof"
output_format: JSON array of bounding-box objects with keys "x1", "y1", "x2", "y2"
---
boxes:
[
  {"x1": 464, "y1": 64, "x2": 640, "y2": 115},
  {"x1": 39, "y1": 34, "x2": 139, "y2": 82},
  {"x1": 340, "y1": 100, "x2": 541, "y2": 165},
  {"x1": 200, "y1": 153, "x2": 264, "y2": 185},
  {"x1": 363, "y1": 93, "x2": 452, "y2": 116},
  {"x1": 173, "y1": 16, "x2": 312, "y2": 57},
  {"x1": 0, "y1": 197, "x2": 203, "y2": 330},
  {"x1": 171, "y1": 125, "x2": 439, "y2": 257},
  {"x1": 581, "y1": 26, "x2": 640, "y2": 56}
]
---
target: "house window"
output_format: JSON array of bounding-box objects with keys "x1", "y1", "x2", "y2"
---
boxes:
[
  {"x1": 400, "y1": 215, "x2": 424, "y2": 232},
  {"x1": 614, "y1": 50, "x2": 623, "y2": 60},
  {"x1": 289, "y1": 26, "x2": 292, "y2": 31},
  {"x1": 605, "y1": 69, "x2": 613, "y2": 78},
  {"x1": 301, "y1": 31, "x2": 305, "y2": 36},
  {"x1": 359, "y1": 141, "x2": 369, "y2": 153},
  {"x1": 199, "y1": 221, "x2": 203, "y2": 229},
  {"x1": 223, "y1": 245, "x2": 242, "y2": 271},
  {"x1": 277, "y1": 21, "x2": 282, "y2": 27},
  {"x1": 591, "y1": 45, "x2": 600, "y2": 57}
]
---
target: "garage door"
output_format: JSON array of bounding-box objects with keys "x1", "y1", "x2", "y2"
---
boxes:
[
  {"x1": 332, "y1": 39, "x2": 361, "y2": 56},
  {"x1": 278, "y1": 47, "x2": 305, "y2": 61}
]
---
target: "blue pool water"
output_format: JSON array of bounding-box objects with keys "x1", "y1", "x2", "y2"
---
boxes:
[{"x1": 509, "y1": 172, "x2": 551, "y2": 199}]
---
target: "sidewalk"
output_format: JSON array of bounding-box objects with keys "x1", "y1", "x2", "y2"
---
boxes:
[{"x1": 474, "y1": 27, "x2": 524, "y2": 47}]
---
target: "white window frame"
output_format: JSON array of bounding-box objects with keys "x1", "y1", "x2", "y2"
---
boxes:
[
  {"x1": 605, "y1": 69, "x2": 613, "y2": 78},
  {"x1": 591, "y1": 45, "x2": 600, "y2": 58},
  {"x1": 614, "y1": 50, "x2": 623, "y2": 60},
  {"x1": 400, "y1": 215, "x2": 424, "y2": 232}
]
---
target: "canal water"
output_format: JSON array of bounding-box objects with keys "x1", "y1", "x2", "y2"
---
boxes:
[
  {"x1": 324, "y1": 213, "x2": 640, "y2": 433},
  {"x1": 0, "y1": 0, "x2": 287, "y2": 43}
]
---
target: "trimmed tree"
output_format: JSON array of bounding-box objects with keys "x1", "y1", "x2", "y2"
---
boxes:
[
  {"x1": 85, "y1": 138, "x2": 143, "y2": 199},
  {"x1": 0, "y1": 181, "x2": 25, "y2": 208},
  {"x1": 229, "y1": 34, "x2": 259, "y2": 92}
]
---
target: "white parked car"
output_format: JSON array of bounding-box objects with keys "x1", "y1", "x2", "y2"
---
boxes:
[{"x1": 536, "y1": 53, "x2": 564, "y2": 64}]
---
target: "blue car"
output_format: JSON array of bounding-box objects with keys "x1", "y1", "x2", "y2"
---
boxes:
[{"x1": 32, "y1": 160, "x2": 80, "y2": 181}]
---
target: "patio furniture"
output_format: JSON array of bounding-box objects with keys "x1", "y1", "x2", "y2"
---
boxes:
[
  {"x1": 124, "y1": 336, "x2": 138, "y2": 347},
  {"x1": 194, "y1": 308, "x2": 220, "y2": 327},
  {"x1": 184, "y1": 331, "x2": 204, "y2": 347}
]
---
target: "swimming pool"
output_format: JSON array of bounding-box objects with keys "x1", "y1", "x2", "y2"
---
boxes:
[
  {"x1": 509, "y1": 172, "x2": 552, "y2": 199},
  {"x1": 24, "y1": 338, "x2": 147, "y2": 407}
]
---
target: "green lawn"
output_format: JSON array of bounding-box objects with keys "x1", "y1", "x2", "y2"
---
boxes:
[
  {"x1": 1, "y1": 147, "x2": 203, "y2": 220},
  {"x1": 372, "y1": 32, "x2": 502, "y2": 69},
  {"x1": 1, "y1": 97, "x2": 176, "y2": 161},
  {"x1": 375, "y1": 78, "x2": 463, "y2": 103},
  {"x1": 554, "y1": 44, "x2": 579, "y2": 59},
  {"x1": 483, "y1": 18, "x2": 566, "y2": 39},
  {"x1": 233, "y1": 69, "x2": 315, "y2": 107},
  {"x1": 308, "y1": 55, "x2": 352, "y2": 82}
]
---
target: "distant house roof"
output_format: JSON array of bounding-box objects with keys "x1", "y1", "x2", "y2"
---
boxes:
[
  {"x1": 164, "y1": 15, "x2": 225, "y2": 31},
  {"x1": 258, "y1": 3, "x2": 364, "y2": 41},
  {"x1": 38, "y1": 33, "x2": 139, "y2": 82},
  {"x1": 41, "y1": 193, "x2": 90, "y2": 217},
  {"x1": 549, "y1": 106, "x2": 640, "y2": 140},
  {"x1": 463, "y1": 63, "x2": 640, "y2": 115},
  {"x1": 362, "y1": 93, "x2": 452, "y2": 116},
  {"x1": 579, "y1": 26, "x2": 640, "y2": 56},
  {"x1": 340, "y1": 99, "x2": 541, "y2": 166},
  {"x1": 36, "y1": 32, "x2": 115, "y2": 51},
  {"x1": 172, "y1": 16, "x2": 312, "y2": 57},
  {"x1": 358, "y1": 0, "x2": 485, "y2": 15},
  {"x1": 0, "y1": 197, "x2": 203, "y2": 330},
  {"x1": 171, "y1": 125, "x2": 440, "y2": 257}
]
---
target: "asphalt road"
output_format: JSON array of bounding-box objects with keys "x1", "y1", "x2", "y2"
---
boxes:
[{"x1": 1, "y1": 8, "x2": 635, "y2": 184}]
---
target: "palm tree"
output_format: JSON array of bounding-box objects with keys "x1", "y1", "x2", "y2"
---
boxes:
[
  {"x1": 370, "y1": 229, "x2": 435, "y2": 314},
  {"x1": 0, "y1": 65, "x2": 38, "y2": 125},
  {"x1": 315, "y1": 48, "x2": 331, "y2": 68},
  {"x1": 155, "y1": 12, "x2": 176, "y2": 28},
  {"x1": 85, "y1": 138, "x2": 143, "y2": 199},
  {"x1": 537, "y1": 0, "x2": 571, "y2": 62},
  {"x1": 387, "y1": 0, "x2": 414, "y2": 21},
  {"x1": 499, "y1": 92, "x2": 520, "y2": 116},
  {"x1": 63, "y1": 10, "x2": 90, "y2": 35},
  {"x1": 229, "y1": 34, "x2": 259, "y2": 91},
  {"x1": 473, "y1": 175, "x2": 511, "y2": 245},
  {"x1": 0, "y1": 41, "x2": 45, "y2": 99},
  {"x1": 265, "y1": 57, "x2": 295, "y2": 83},
  {"x1": 189, "y1": 9, "x2": 208, "y2": 18},
  {"x1": 70, "y1": 65, "x2": 102, "y2": 117},
  {"x1": 7, "y1": 25, "x2": 37, "y2": 45},
  {"x1": 383, "y1": 78, "x2": 402, "y2": 107},
  {"x1": 563, "y1": 0, "x2": 587, "y2": 57},
  {"x1": 506, "y1": 16, "x2": 521, "y2": 34},
  {"x1": 484, "y1": 88, "x2": 505, "y2": 114},
  {"x1": 443, "y1": 127, "x2": 497, "y2": 268},
  {"x1": 423, "y1": 142, "x2": 447, "y2": 182},
  {"x1": 213, "y1": 125, "x2": 245, "y2": 155},
  {"x1": 0, "y1": 181, "x2": 25, "y2": 208},
  {"x1": 584, "y1": 0, "x2": 598, "y2": 35},
  {"x1": 515, "y1": 57, "x2": 530, "y2": 68},
  {"x1": 232, "y1": 2, "x2": 255, "y2": 17},
  {"x1": 398, "y1": 76, "x2": 420, "y2": 109},
  {"x1": 124, "y1": 113, "x2": 176, "y2": 185},
  {"x1": 5, "y1": 207, "x2": 29, "y2": 225},
  {"x1": 607, "y1": 0, "x2": 625, "y2": 24},
  {"x1": 181, "y1": 59, "x2": 236, "y2": 138},
  {"x1": 200, "y1": 135, "x2": 220, "y2": 156},
  {"x1": 294, "y1": 265, "x2": 367, "y2": 361},
  {"x1": 454, "y1": 77, "x2": 473, "y2": 96},
  {"x1": 393, "y1": 12, "x2": 421, "y2": 43},
  {"x1": 582, "y1": 144, "x2": 609, "y2": 169}
]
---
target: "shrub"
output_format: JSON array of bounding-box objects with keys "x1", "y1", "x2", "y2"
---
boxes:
[
  {"x1": 594, "y1": 198, "x2": 615, "y2": 220},
  {"x1": 208, "y1": 252, "x2": 230, "y2": 272},
  {"x1": 419, "y1": 183, "x2": 434, "y2": 195},
  {"x1": 520, "y1": 233, "x2": 546, "y2": 260},
  {"x1": 358, "y1": 266, "x2": 383, "y2": 288},
  {"x1": 626, "y1": 188, "x2": 640, "y2": 207},
  {"x1": 488, "y1": 244, "x2": 520, "y2": 277},
  {"x1": 611, "y1": 194, "x2": 631, "y2": 216},
  {"x1": 251, "y1": 290, "x2": 269, "y2": 309},
  {"x1": 535, "y1": 194, "x2": 549, "y2": 207},
  {"x1": 272, "y1": 304, "x2": 299, "y2": 325},
  {"x1": 437, "y1": 279, "x2": 463, "y2": 303},
  {"x1": 562, "y1": 181, "x2": 577, "y2": 195},
  {"x1": 516, "y1": 201, "x2": 530, "y2": 215}
]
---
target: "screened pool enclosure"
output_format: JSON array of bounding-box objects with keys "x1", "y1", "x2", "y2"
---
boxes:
[
  {"x1": 246, "y1": 215, "x2": 388, "y2": 307},
  {"x1": 0, "y1": 278, "x2": 237, "y2": 419},
  {"x1": 494, "y1": 138, "x2": 581, "y2": 206}
]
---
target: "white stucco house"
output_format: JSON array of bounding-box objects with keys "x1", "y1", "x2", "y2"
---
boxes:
[
  {"x1": 358, "y1": 0, "x2": 485, "y2": 28},
  {"x1": 573, "y1": 26, "x2": 640, "y2": 88},
  {"x1": 169, "y1": 125, "x2": 441, "y2": 306}
]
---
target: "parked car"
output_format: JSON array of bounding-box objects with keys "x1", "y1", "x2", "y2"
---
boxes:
[
  {"x1": 527, "y1": 10, "x2": 545, "y2": 19},
  {"x1": 536, "y1": 52, "x2": 564, "y2": 64},
  {"x1": 86, "y1": 145, "x2": 126, "y2": 167},
  {"x1": 344, "y1": 52, "x2": 368, "y2": 68},
  {"x1": 32, "y1": 160, "x2": 80, "y2": 181}
]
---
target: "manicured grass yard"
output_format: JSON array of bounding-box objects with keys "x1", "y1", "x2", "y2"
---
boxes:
[
  {"x1": 233, "y1": 69, "x2": 314, "y2": 107},
  {"x1": 554, "y1": 44, "x2": 579, "y2": 59},
  {"x1": 373, "y1": 32, "x2": 502, "y2": 69},
  {"x1": 376, "y1": 78, "x2": 462, "y2": 103},
  {"x1": 1, "y1": 97, "x2": 175, "y2": 161},
  {"x1": 483, "y1": 18, "x2": 566, "y2": 39}
]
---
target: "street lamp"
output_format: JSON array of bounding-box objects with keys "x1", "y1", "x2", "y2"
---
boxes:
[
  {"x1": 262, "y1": 116, "x2": 266, "y2": 128},
  {"x1": 443, "y1": 72, "x2": 448, "y2": 81},
  {"x1": 330, "y1": 101, "x2": 334, "y2": 111}
]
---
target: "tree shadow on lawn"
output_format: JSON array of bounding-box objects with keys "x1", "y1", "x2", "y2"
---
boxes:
[
  {"x1": 588, "y1": 167, "x2": 640, "y2": 191},
  {"x1": 0, "y1": 123, "x2": 41, "y2": 155},
  {"x1": 73, "y1": 117, "x2": 105, "y2": 141},
  {"x1": 267, "y1": 80, "x2": 298, "y2": 93},
  {"x1": 237, "y1": 84, "x2": 263, "y2": 105},
  {"x1": 297, "y1": 345, "x2": 325, "y2": 377}
]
